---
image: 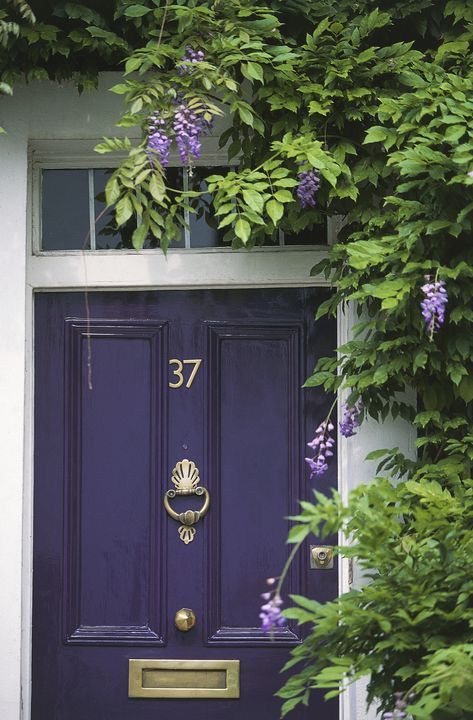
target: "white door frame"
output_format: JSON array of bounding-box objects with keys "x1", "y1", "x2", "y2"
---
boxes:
[{"x1": 24, "y1": 261, "x2": 360, "y2": 720}]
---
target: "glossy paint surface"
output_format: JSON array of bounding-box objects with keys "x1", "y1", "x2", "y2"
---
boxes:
[{"x1": 33, "y1": 288, "x2": 337, "y2": 720}]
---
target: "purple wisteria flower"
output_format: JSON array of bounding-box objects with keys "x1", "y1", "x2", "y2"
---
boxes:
[
  {"x1": 178, "y1": 46, "x2": 205, "y2": 74},
  {"x1": 259, "y1": 580, "x2": 287, "y2": 632},
  {"x1": 305, "y1": 420, "x2": 335, "y2": 478},
  {"x1": 173, "y1": 102, "x2": 212, "y2": 166},
  {"x1": 339, "y1": 401, "x2": 362, "y2": 438},
  {"x1": 296, "y1": 168, "x2": 321, "y2": 208},
  {"x1": 146, "y1": 112, "x2": 171, "y2": 167},
  {"x1": 420, "y1": 277, "x2": 448, "y2": 338},
  {"x1": 382, "y1": 692, "x2": 413, "y2": 719}
]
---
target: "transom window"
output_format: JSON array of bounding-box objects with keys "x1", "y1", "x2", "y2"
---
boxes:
[{"x1": 39, "y1": 166, "x2": 327, "y2": 252}]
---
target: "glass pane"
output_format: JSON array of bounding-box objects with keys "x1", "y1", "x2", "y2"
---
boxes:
[
  {"x1": 93, "y1": 169, "x2": 122, "y2": 250},
  {"x1": 284, "y1": 222, "x2": 327, "y2": 245},
  {"x1": 165, "y1": 167, "x2": 185, "y2": 249},
  {"x1": 283, "y1": 221, "x2": 327, "y2": 245},
  {"x1": 187, "y1": 167, "x2": 281, "y2": 248},
  {"x1": 41, "y1": 169, "x2": 90, "y2": 250},
  {"x1": 188, "y1": 166, "x2": 226, "y2": 248},
  {"x1": 94, "y1": 168, "x2": 185, "y2": 250}
]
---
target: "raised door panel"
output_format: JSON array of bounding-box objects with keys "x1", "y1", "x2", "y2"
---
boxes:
[
  {"x1": 206, "y1": 324, "x2": 304, "y2": 645},
  {"x1": 63, "y1": 321, "x2": 167, "y2": 644}
]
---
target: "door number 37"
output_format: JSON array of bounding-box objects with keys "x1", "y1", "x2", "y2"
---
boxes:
[{"x1": 168, "y1": 359, "x2": 203, "y2": 389}]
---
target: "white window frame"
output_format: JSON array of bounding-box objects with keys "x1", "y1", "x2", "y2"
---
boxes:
[{"x1": 30, "y1": 140, "x2": 337, "y2": 263}]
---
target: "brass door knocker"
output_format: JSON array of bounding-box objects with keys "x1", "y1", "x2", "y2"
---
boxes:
[{"x1": 163, "y1": 460, "x2": 210, "y2": 544}]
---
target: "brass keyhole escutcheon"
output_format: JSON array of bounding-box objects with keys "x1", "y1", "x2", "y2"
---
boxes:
[
  {"x1": 175, "y1": 608, "x2": 196, "y2": 632},
  {"x1": 310, "y1": 546, "x2": 334, "y2": 569}
]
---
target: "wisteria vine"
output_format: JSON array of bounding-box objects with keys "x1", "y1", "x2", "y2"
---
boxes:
[
  {"x1": 145, "y1": 47, "x2": 213, "y2": 169},
  {"x1": 260, "y1": 277, "x2": 449, "y2": 633}
]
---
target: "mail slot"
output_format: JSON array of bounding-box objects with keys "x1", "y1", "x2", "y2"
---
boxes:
[{"x1": 128, "y1": 659, "x2": 240, "y2": 699}]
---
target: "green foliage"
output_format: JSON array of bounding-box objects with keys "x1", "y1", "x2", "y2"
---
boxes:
[
  {"x1": 279, "y1": 474, "x2": 473, "y2": 718},
  {"x1": 3, "y1": 1, "x2": 473, "y2": 717}
]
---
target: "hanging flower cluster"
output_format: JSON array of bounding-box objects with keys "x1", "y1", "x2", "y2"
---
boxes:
[
  {"x1": 382, "y1": 692, "x2": 414, "y2": 719},
  {"x1": 259, "y1": 578, "x2": 287, "y2": 633},
  {"x1": 296, "y1": 168, "x2": 320, "y2": 208},
  {"x1": 420, "y1": 277, "x2": 448, "y2": 339},
  {"x1": 178, "y1": 46, "x2": 205, "y2": 74},
  {"x1": 305, "y1": 419, "x2": 335, "y2": 478},
  {"x1": 305, "y1": 401, "x2": 363, "y2": 479},
  {"x1": 147, "y1": 113, "x2": 172, "y2": 167},
  {"x1": 146, "y1": 47, "x2": 212, "y2": 169},
  {"x1": 173, "y1": 102, "x2": 212, "y2": 166},
  {"x1": 339, "y1": 401, "x2": 362, "y2": 438}
]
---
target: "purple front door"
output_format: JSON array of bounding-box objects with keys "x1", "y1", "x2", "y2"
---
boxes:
[{"x1": 33, "y1": 288, "x2": 337, "y2": 720}]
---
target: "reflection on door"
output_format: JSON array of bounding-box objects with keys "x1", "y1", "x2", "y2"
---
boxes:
[{"x1": 33, "y1": 288, "x2": 337, "y2": 720}]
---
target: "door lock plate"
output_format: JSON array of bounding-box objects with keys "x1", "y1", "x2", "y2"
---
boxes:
[{"x1": 310, "y1": 545, "x2": 334, "y2": 569}]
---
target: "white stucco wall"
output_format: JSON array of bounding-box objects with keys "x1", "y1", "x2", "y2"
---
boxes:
[{"x1": 0, "y1": 76, "x2": 415, "y2": 720}]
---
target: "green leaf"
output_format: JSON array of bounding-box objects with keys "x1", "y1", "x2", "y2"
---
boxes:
[
  {"x1": 245, "y1": 61, "x2": 264, "y2": 83},
  {"x1": 266, "y1": 199, "x2": 284, "y2": 224},
  {"x1": 346, "y1": 241, "x2": 386, "y2": 270},
  {"x1": 124, "y1": 5, "x2": 152, "y2": 17},
  {"x1": 149, "y1": 173, "x2": 165, "y2": 203},
  {"x1": 105, "y1": 176, "x2": 120, "y2": 206},
  {"x1": 236, "y1": 104, "x2": 254, "y2": 127},
  {"x1": 109, "y1": 83, "x2": 129, "y2": 95},
  {"x1": 132, "y1": 221, "x2": 148, "y2": 250},
  {"x1": 457, "y1": 376, "x2": 473, "y2": 403},
  {"x1": 364, "y1": 126, "x2": 388, "y2": 144},
  {"x1": 287, "y1": 524, "x2": 310, "y2": 543},
  {"x1": 274, "y1": 190, "x2": 294, "y2": 203},
  {"x1": 281, "y1": 697, "x2": 303, "y2": 717},
  {"x1": 365, "y1": 449, "x2": 390, "y2": 461},
  {"x1": 115, "y1": 195, "x2": 133, "y2": 226},
  {"x1": 303, "y1": 371, "x2": 332, "y2": 388},
  {"x1": 445, "y1": 125, "x2": 466, "y2": 143},
  {"x1": 413, "y1": 351, "x2": 428, "y2": 372},
  {"x1": 235, "y1": 218, "x2": 251, "y2": 244},
  {"x1": 242, "y1": 189, "x2": 264, "y2": 213}
]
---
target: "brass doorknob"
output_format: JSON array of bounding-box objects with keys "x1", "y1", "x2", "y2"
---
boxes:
[{"x1": 174, "y1": 608, "x2": 196, "y2": 632}]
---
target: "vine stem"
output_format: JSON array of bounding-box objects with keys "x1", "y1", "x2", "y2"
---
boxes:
[
  {"x1": 275, "y1": 538, "x2": 304, "y2": 599},
  {"x1": 157, "y1": 0, "x2": 170, "y2": 49}
]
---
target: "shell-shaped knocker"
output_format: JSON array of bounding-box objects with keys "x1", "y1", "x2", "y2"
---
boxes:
[
  {"x1": 163, "y1": 460, "x2": 210, "y2": 544},
  {"x1": 171, "y1": 459, "x2": 200, "y2": 494}
]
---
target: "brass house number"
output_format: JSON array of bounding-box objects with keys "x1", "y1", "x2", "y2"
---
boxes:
[{"x1": 168, "y1": 359, "x2": 202, "y2": 389}]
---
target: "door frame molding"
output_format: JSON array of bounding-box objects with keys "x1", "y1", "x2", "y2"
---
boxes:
[
  {"x1": 23, "y1": 260, "x2": 355, "y2": 720},
  {"x1": 21, "y1": 148, "x2": 356, "y2": 720}
]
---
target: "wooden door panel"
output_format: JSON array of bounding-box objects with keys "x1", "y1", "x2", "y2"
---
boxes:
[
  {"x1": 63, "y1": 321, "x2": 167, "y2": 645},
  {"x1": 207, "y1": 324, "x2": 303, "y2": 645}
]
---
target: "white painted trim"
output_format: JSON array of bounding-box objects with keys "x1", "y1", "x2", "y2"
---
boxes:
[
  {"x1": 27, "y1": 248, "x2": 330, "y2": 291},
  {"x1": 21, "y1": 288, "x2": 34, "y2": 720},
  {"x1": 338, "y1": 303, "x2": 360, "y2": 720},
  {"x1": 88, "y1": 169, "x2": 96, "y2": 251}
]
